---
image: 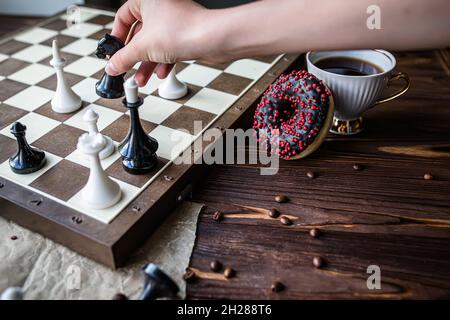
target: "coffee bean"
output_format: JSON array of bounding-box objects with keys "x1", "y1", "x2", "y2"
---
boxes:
[
  {"x1": 271, "y1": 281, "x2": 285, "y2": 293},
  {"x1": 213, "y1": 211, "x2": 224, "y2": 222},
  {"x1": 112, "y1": 293, "x2": 128, "y2": 300},
  {"x1": 268, "y1": 208, "x2": 280, "y2": 218},
  {"x1": 224, "y1": 267, "x2": 235, "y2": 279},
  {"x1": 10, "y1": 235, "x2": 18, "y2": 241},
  {"x1": 313, "y1": 256, "x2": 324, "y2": 269},
  {"x1": 280, "y1": 216, "x2": 292, "y2": 226},
  {"x1": 306, "y1": 171, "x2": 316, "y2": 179},
  {"x1": 183, "y1": 268, "x2": 196, "y2": 282},
  {"x1": 309, "y1": 228, "x2": 320, "y2": 238},
  {"x1": 210, "y1": 260, "x2": 222, "y2": 272},
  {"x1": 423, "y1": 173, "x2": 434, "y2": 180},
  {"x1": 352, "y1": 163, "x2": 363, "y2": 171},
  {"x1": 274, "y1": 195, "x2": 288, "y2": 203}
]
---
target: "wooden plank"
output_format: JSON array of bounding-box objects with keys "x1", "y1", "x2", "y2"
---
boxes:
[{"x1": 186, "y1": 50, "x2": 450, "y2": 299}]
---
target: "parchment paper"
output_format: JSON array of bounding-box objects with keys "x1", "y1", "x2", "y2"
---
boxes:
[{"x1": 0, "y1": 201, "x2": 202, "y2": 300}]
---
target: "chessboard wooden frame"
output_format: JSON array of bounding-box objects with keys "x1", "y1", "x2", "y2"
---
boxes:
[{"x1": 0, "y1": 7, "x2": 300, "y2": 269}]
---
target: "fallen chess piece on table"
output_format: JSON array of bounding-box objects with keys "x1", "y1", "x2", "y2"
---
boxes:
[
  {"x1": 140, "y1": 264, "x2": 179, "y2": 300},
  {"x1": 78, "y1": 133, "x2": 121, "y2": 209},
  {"x1": 158, "y1": 67, "x2": 188, "y2": 100},
  {"x1": 9, "y1": 122, "x2": 46, "y2": 174},
  {"x1": 50, "y1": 40, "x2": 82, "y2": 114}
]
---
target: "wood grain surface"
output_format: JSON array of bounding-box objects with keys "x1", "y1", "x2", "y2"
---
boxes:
[{"x1": 186, "y1": 49, "x2": 450, "y2": 299}]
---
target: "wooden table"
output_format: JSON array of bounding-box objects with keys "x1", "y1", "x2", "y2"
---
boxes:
[{"x1": 186, "y1": 49, "x2": 450, "y2": 299}]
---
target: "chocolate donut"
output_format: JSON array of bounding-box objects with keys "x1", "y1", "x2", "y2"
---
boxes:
[{"x1": 253, "y1": 70, "x2": 334, "y2": 160}]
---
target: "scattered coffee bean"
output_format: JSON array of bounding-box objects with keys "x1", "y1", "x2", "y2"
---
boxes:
[
  {"x1": 306, "y1": 171, "x2": 316, "y2": 179},
  {"x1": 10, "y1": 235, "x2": 18, "y2": 241},
  {"x1": 309, "y1": 228, "x2": 320, "y2": 238},
  {"x1": 313, "y1": 256, "x2": 324, "y2": 269},
  {"x1": 224, "y1": 267, "x2": 235, "y2": 279},
  {"x1": 213, "y1": 211, "x2": 224, "y2": 222},
  {"x1": 268, "y1": 208, "x2": 280, "y2": 218},
  {"x1": 210, "y1": 260, "x2": 222, "y2": 272},
  {"x1": 280, "y1": 216, "x2": 292, "y2": 226},
  {"x1": 274, "y1": 195, "x2": 288, "y2": 203},
  {"x1": 423, "y1": 173, "x2": 434, "y2": 180},
  {"x1": 112, "y1": 293, "x2": 128, "y2": 300},
  {"x1": 271, "y1": 281, "x2": 285, "y2": 293},
  {"x1": 183, "y1": 268, "x2": 196, "y2": 282},
  {"x1": 352, "y1": 163, "x2": 363, "y2": 171}
]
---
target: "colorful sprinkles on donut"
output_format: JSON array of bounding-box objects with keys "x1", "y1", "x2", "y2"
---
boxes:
[{"x1": 253, "y1": 70, "x2": 334, "y2": 160}]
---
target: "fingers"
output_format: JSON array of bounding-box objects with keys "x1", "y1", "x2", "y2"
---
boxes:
[
  {"x1": 111, "y1": 0, "x2": 141, "y2": 43},
  {"x1": 106, "y1": 34, "x2": 144, "y2": 76},
  {"x1": 134, "y1": 61, "x2": 158, "y2": 87},
  {"x1": 155, "y1": 63, "x2": 175, "y2": 79}
]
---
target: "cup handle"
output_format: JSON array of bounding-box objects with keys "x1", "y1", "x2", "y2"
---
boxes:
[{"x1": 375, "y1": 72, "x2": 410, "y2": 105}]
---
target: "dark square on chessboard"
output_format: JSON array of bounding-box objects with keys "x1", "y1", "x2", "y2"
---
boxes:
[
  {"x1": 101, "y1": 114, "x2": 157, "y2": 143},
  {"x1": 32, "y1": 124, "x2": 86, "y2": 158},
  {"x1": 0, "y1": 40, "x2": 29, "y2": 55},
  {"x1": 34, "y1": 101, "x2": 91, "y2": 122},
  {"x1": 0, "y1": 79, "x2": 28, "y2": 101},
  {"x1": 0, "y1": 135, "x2": 17, "y2": 164},
  {"x1": 0, "y1": 103, "x2": 28, "y2": 130},
  {"x1": 0, "y1": 59, "x2": 30, "y2": 77},
  {"x1": 161, "y1": 106, "x2": 216, "y2": 136}
]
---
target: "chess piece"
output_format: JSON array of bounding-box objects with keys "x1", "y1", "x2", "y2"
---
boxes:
[
  {"x1": 9, "y1": 122, "x2": 46, "y2": 174},
  {"x1": 1, "y1": 287, "x2": 24, "y2": 300},
  {"x1": 158, "y1": 67, "x2": 188, "y2": 100},
  {"x1": 140, "y1": 264, "x2": 179, "y2": 300},
  {"x1": 50, "y1": 39, "x2": 82, "y2": 113},
  {"x1": 119, "y1": 78, "x2": 158, "y2": 174},
  {"x1": 78, "y1": 133, "x2": 121, "y2": 209},
  {"x1": 83, "y1": 109, "x2": 115, "y2": 159},
  {"x1": 95, "y1": 34, "x2": 125, "y2": 99}
]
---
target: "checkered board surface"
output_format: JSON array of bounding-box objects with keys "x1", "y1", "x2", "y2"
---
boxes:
[{"x1": 0, "y1": 7, "x2": 281, "y2": 224}]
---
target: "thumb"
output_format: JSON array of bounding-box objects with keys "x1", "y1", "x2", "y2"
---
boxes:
[{"x1": 105, "y1": 36, "x2": 144, "y2": 76}]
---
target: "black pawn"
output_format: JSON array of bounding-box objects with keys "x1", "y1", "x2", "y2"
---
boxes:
[
  {"x1": 9, "y1": 122, "x2": 46, "y2": 174},
  {"x1": 140, "y1": 264, "x2": 179, "y2": 300},
  {"x1": 119, "y1": 96, "x2": 158, "y2": 174},
  {"x1": 95, "y1": 34, "x2": 125, "y2": 99}
]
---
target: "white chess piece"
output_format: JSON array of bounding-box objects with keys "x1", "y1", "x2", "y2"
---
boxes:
[
  {"x1": 83, "y1": 109, "x2": 115, "y2": 159},
  {"x1": 158, "y1": 67, "x2": 188, "y2": 100},
  {"x1": 50, "y1": 39, "x2": 82, "y2": 113},
  {"x1": 1, "y1": 287, "x2": 24, "y2": 300},
  {"x1": 78, "y1": 133, "x2": 121, "y2": 210}
]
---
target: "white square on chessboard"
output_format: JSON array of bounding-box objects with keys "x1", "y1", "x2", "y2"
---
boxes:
[
  {"x1": 65, "y1": 56, "x2": 106, "y2": 77},
  {"x1": 138, "y1": 73, "x2": 163, "y2": 95},
  {"x1": 65, "y1": 103, "x2": 122, "y2": 132},
  {"x1": 4, "y1": 86, "x2": 54, "y2": 111},
  {"x1": 0, "y1": 152, "x2": 62, "y2": 187},
  {"x1": 177, "y1": 64, "x2": 221, "y2": 87},
  {"x1": 61, "y1": 22, "x2": 103, "y2": 38},
  {"x1": 8, "y1": 64, "x2": 55, "y2": 86},
  {"x1": 72, "y1": 77, "x2": 99, "y2": 103},
  {"x1": 67, "y1": 178, "x2": 140, "y2": 224},
  {"x1": 61, "y1": 9, "x2": 99, "y2": 22},
  {"x1": 185, "y1": 88, "x2": 236, "y2": 115},
  {"x1": 0, "y1": 112, "x2": 60, "y2": 143},
  {"x1": 66, "y1": 141, "x2": 121, "y2": 170},
  {"x1": 0, "y1": 53, "x2": 8, "y2": 63},
  {"x1": 224, "y1": 59, "x2": 271, "y2": 79},
  {"x1": 138, "y1": 95, "x2": 182, "y2": 124},
  {"x1": 62, "y1": 38, "x2": 98, "y2": 56},
  {"x1": 11, "y1": 44, "x2": 52, "y2": 63},
  {"x1": 149, "y1": 125, "x2": 194, "y2": 161},
  {"x1": 104, "y1": 21, "x2": 114, "y2": 29},
  {"x1": 14, "y1": 27, "x2": 57, "y2": 44}
]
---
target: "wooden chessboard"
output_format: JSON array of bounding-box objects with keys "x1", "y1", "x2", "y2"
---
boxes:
[{"x1": 0, "y1": 6, "x2": 299, "y2": 268}]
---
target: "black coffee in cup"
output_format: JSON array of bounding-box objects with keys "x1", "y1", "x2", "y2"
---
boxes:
[{"x1": 314, "y1": 57, "x2": 383, "y2": 76}]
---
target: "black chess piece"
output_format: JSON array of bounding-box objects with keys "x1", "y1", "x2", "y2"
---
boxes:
[
  {"x1": 95, "y1": 34, "x2": 125, "y2": 99},
  {"x1": 119, "y1": 96, "x2": 158, "y2": 174},
  {"x1": 140, "y1": 264, "x2": 179, "y2": 300},
  {"x1": 9, "y1": 122, "x2": 46, "y2": 174}
]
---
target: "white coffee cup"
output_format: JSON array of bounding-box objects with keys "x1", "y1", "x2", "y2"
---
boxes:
[{"x1": 306, "y1": 50, "x2": 410, "y2": 135}]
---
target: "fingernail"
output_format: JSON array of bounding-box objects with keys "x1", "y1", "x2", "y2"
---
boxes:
[{"x1": 105, "y1": 61, "x2": 119, "y2": 76}]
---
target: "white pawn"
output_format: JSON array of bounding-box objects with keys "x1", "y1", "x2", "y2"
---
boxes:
[
  {"x1": 83, "y1": 109, "x2": 114, "y2": 159},
  {"x1": 78, "y1": 133, "x2": 121, "y2": 210},
  {"x1": 158, "y1": 66, "x2": 188, "y2": 100},
  {"x1": 1, "y1": 287, "x2": 24, "y2": 300},
  {"x1": 50, "y1": 39, "x2": 82, "y2": 113}
]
